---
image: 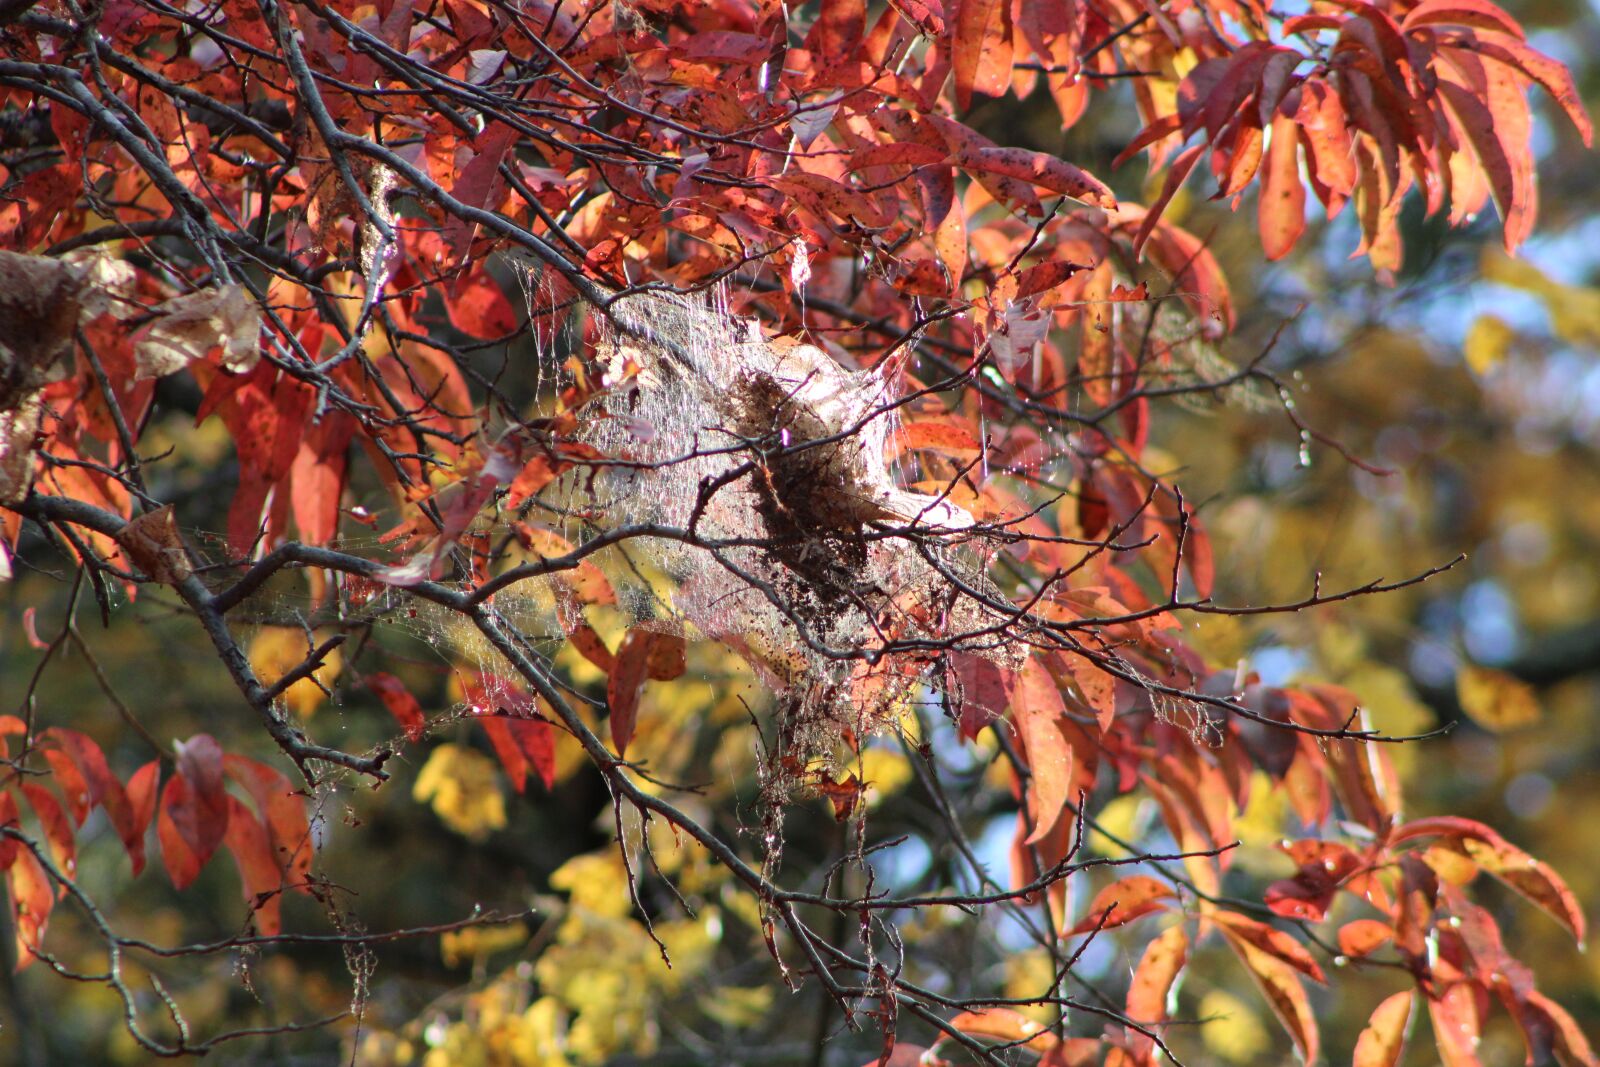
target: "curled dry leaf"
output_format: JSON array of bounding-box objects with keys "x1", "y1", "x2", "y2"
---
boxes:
[
  {"x1": 0, "y1": 250, "x2": 87, "y2": 410},
  {"x1": 134, "y1": 284, "x2": 262, "y2": 378},
  {"x1": 114, "y1": 505, "x2": 193, "y2": 583}
]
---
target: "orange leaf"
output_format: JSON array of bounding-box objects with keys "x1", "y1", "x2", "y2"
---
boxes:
[
  {"x1": 1393, "y1": 817, "x2": 1585, "y2": 943},
  {"x1": 1353, "y1": 990, "x2": 1414, "y2": 1067},
  {"x1": 1214, "y1": 911, "x2": 1325, "y2": 983},
  {"x1": 1259, "y1": 112, "x2": 1307, "y2": 260},
  {"x1": 556, "y1": 600, "x2": 615, "y2": 672},
  {"x1": 1460, "y1": 835, "x2": 1585, "y2": 945},
  {"x1": 1012, "y1": 656, "x2": 1072, "y2": 844},
  {"x1": 512, "y1": 523, "x2": 616, "y2": 606},
  {"x1": 1222, "y1": 926, "x2": 1320, "y2": 1065},
  {"x1": 123, "y1": 760, "x2": 159, "y2": 876},
  {"x1": 949, "y1": 1007, "x2": 1058, "y2": 1053},
  {"x1": 1427, "y1": 984, "x2": 1484, "y2": 1067},
  {"x1": 897, "y1": 420, "x2": 982, "y2": 460},
  {"x1": 1068, "y1": 876, "x2": 1176, "y2": 936},
  {"x1": 6, "y1": 845, "x2": 52, "y2": 969},
  {"x1": 1126, "y1": 923, "x2": 1188, "y2": 1026},
  {"x1": 1077, "y1": 261, "x2": 1116, "y2": 406},
  {"x1": 1338, "y1": 918, "x2": 1394, "y2": 958}
]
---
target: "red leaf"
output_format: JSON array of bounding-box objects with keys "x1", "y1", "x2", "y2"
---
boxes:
[
  {"x1": 223, "y1": 754, "x2": 313, "y2": 890},
  {"x1": 288, "y1": 411, "x2": 355, "y2": 546},
  {"x1": 20, "y1": 783, "x2": 75, "y2": 887},
  {"x1": 1296, "y1": 79, "x2": 1357, "y2": 202},
  {"x1": 887, "y1": 0, "x2": 944, "y2": 35},
  {"x1": 1354, "y1": 990, "x2": 1415, "y2": 1067},
  {"x1": 946, "y1": 652, "x2": 1010, "y2": 740},
  {"x1": 443, "y1": 121, "x2": 520, "y2": 256},
  {"x1": 481, "y1": 714, "x2": 557, "y2": 793},
  {"x1": 39, "y1": 729, "x2": 144, "y2": 863},
  {"x1": 1067, "y1": 876, "x2": 1176, "y2": 935},
  {"x1": 21, "y1": 606, "x2": 47, "y2": 649},
  {"x1": 1402, "y1": 0, "x2": 1523, "y2": 37},
  {"x1": 764, "y1": 172, "x2": 890, "y2": 229},
  {"x1": 846, "y1": 142, "x2": 949, "y2": 171},
  {"x1": 1435, "y1": 61, "x2": 1532, "y2": 253},
  {"x1": 368, "y1": 672, "x2": 428, "y2": 741},
  {"x1": 1131, "y1": 145, "x2": 1204, "y2": 260},
  {"x1": 40, "y1": 748, "x2": 91, "y2": 826},
  {"x1": 123, "y1": 760, "x2": 159, "y2": 876},
  {"x1": 607, "y1": 629, "x2": 655, "y2": 756},
  {"x1": 158, "y1": 735, "x2": 230, "y2": 890},
  {"x1": 1524, "y1": 991, "x2": 1600, "y2": 1067},
  {"x1": 222, "y1": 795, "x2": 283, "y2": 935},
  {"x1": 1265, "y1": 839, "x2": 1364, "y2": 921},
  {"x1": 805, "y1": 0, "x2": 865, "y2": 68},
  {"x1": 1464, "y1": 37, "x2": 1593, "y2": 146},
  {"x1": 952, "y1": 0, "x2": 1013, "y2": 110},
  {"x1": 40, "y1": 728, "x2": 116, "y2": 823}
]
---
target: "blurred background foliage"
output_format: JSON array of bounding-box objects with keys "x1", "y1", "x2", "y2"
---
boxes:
[{"x1": 5, "y1": 0, "x2": 1600, "y2": 1062}]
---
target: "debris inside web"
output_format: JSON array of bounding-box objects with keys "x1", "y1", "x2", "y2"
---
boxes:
[{"x1": 553, "y1": 284, "x2": 1018, "y2": 763}]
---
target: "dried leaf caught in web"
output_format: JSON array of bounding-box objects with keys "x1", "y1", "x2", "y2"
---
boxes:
[
  {"x1": 135, "y1": 284, "x2": 262, "y2": 378},
  {"x1": 115, "y1": 505, "x2": 193, "y2": 583},
  {"x1": 0, "y1": 251, "x2": 88, "y2": 411},
  {"x1": 0, "y1": 393, "x2": 44, "y2": 504}
]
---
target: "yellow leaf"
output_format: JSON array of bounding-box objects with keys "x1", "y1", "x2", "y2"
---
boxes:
[
  {"x1": 439, "y1": 921, "x2": 528, "y2": 967},
  {"x1": 1456, "y1": 664, "x2": 1542, "y2": 732},
  {"x1": 859, "y1": 748, "x2": 913, "y2": 806},
  {"x1": 248, "y1": 626, "x2": 341, "y2": 717},
  {"x1": 1464, "y1": 315, "x2": 1513, "y2": 376},
  {"x1": 413, "y1": 744, "x2": 506, "y2": 841},
  {"x1": 549, "y1": 852, "x2": 633, "y2": 918},
  {"x1": 1199, "y1": 989, "x2": 1272, "y2": 1063}
]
